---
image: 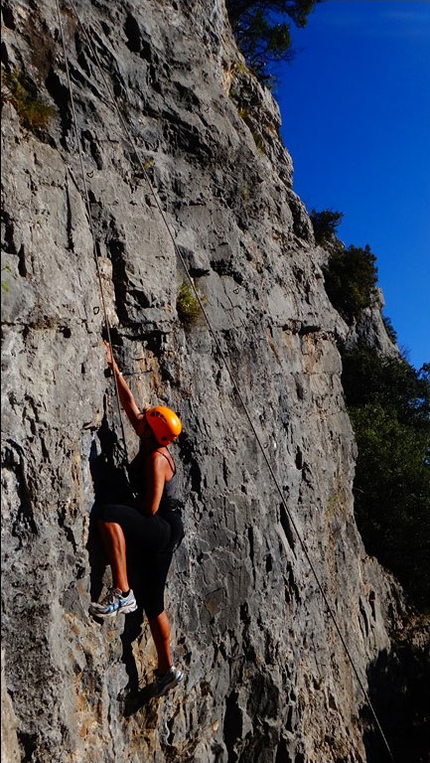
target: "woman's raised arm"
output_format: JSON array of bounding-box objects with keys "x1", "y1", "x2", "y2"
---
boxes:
[{"x1": 104, "y1": 340, "x2": 146, "y2": 435}]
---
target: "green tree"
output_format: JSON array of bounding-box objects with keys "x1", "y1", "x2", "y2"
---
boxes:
[
  {"x1": 342, "y1": 348, "x2": 430, "y2": 610},
  {"x1": 226, "y1": 1, "x2": 321, "y2": 82},
  {"x1": 322, "y1": 244, "x2": 379, "y2": 324},
  {"x1": 311, "y1": 211, "x2": 429, "y2": 609}
]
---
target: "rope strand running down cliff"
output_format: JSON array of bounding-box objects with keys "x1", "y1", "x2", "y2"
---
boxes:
[
  {"x1": 57, "y1": 3, "x2": 394, "y2": 759},
  {"x1": 56, "y1": 0, "x2": 129, "y2": 462}
]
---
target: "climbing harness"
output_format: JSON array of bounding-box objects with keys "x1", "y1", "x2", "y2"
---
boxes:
[{"x1": 56, "y1": 4, "x2": 394, "y2": 760}]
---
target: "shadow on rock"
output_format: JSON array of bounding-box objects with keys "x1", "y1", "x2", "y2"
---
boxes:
[
  {"x1": 121, "y1": 684, "x2": 157, "y2": 717},
  {"x1": 361, "y1": 637, "x2": 430, "y2": 763}
]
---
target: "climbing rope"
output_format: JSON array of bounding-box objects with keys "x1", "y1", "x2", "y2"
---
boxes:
[
  {"x1": 55, "y1": 0, "x2": 128, "y2": 463},
  {"x1": 57, "y1": 4, "x2": 394, "y2": 760}
]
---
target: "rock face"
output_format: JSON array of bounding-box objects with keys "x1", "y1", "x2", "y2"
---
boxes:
[{"x1": 1, "y1": 2, "x2": 427, "y2": 763}]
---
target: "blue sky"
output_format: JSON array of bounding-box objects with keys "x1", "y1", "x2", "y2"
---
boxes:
[{"x1": 274, "y1": 1, "x2": 430, "y2": 370}]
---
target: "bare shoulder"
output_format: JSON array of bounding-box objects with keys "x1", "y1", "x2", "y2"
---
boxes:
[
  {"x1": 153, "y1": 448, "x2": 175, "y2": 475},
  {"x1": 147, "y1": 449, "x2": 168, "y2": 472}
]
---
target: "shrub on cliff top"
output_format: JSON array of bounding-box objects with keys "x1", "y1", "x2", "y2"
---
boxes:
[
  {"x1": 310, "y1": 208, "x2": 344, "y2": 245},
  {"x1": 322, "y1": 243, "x2": 379, "y2": 324}
]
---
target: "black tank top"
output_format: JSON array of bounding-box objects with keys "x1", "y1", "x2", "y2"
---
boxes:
[{"x1": 127, "y1": 445, "x2": 184, "y2": 550}]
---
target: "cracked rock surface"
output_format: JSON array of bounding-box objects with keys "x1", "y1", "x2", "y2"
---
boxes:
[{"x1": 1, "y1": 2, "x2": 428, "y2": 762}]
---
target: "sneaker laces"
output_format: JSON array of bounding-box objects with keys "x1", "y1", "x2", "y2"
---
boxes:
[{"x1": 102, "y1": 587, "x2": 121, "y2": 605}]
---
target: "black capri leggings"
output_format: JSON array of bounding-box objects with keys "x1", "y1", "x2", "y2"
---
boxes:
[{"x1": 101, "y1": 503, "x2": 176, "y2": 618}]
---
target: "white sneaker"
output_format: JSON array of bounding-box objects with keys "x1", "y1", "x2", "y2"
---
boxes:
[
  {"x1": 89, "y1": 588, "x2": 137, "y2": 618},
  {"x1": 153, "y1": 666, "x2": 183, "y2": 697}
]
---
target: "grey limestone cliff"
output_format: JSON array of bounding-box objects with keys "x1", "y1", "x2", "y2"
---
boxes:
[{"x1": 1, "y1": 2, "x2": 427, "y2": 763}]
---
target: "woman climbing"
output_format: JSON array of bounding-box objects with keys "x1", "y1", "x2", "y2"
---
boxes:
[{"x1": 90, "y1": 340, "x2": 184, "y2": 697}]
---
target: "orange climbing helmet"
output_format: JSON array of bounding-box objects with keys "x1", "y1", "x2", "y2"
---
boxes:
[{"x1": 145, "y1": 405, "x2": 182, "y2": 445}]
